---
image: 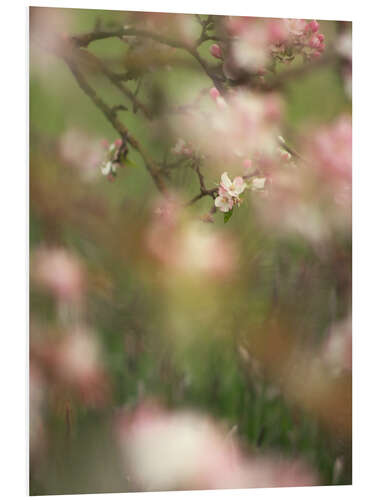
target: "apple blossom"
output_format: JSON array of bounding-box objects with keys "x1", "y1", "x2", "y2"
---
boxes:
[{"x1": 220, "y1": 172, "x2": 246, "y2": 198}]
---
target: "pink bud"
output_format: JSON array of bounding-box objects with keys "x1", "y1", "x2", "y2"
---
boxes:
[
  {"x1": 114, "y1": 138, "x2": 122, "y2": 148},
  {"x1": 318, "y1": 33, "x2": 325, "y2": 42},
  {"x1": 210, "y1": 44, "x2": 222, "y2": 59},
  {"x1": 209, "y1": 87, "x2": 220, "y2": 101},
  {"x1": 309, "y1": 20, "x2": 319, "y2": 33}
]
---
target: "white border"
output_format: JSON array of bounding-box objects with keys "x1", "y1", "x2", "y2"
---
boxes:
[{"x1": 1, "y1": 1, "x2": 374, "y2": 499}]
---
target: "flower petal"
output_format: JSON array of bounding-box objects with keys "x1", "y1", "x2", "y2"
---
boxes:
[
  {"x1": 233, "y1": 177, "x2": 245, "y2": 195},
  {"x1": 101, "y1": 161, "x2": 112, "y2": 175},
  {"x1": 220, "y1": 172, "x2": 232, "y2": 190}
]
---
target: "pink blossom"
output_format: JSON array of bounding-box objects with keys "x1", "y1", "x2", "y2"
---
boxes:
[{"x1": 308, "y1": 20, "x2": 320, "y2": 33}]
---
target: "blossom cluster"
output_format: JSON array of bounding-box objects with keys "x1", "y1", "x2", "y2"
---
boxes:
[
  {"x1": 252, "y1": 116, "x2": 352, "y2": 243},
  {"x1": 100, "y1": 138, "x2": 126, "y2": 181},
  {"x1": 215, "y1": 171, "x2": 268, "y2": 214},
  {"x1": 172, "y1": 88, "x2": 283, "y2": 172},
  {"x1": 214, "y1": 172, "x2": 246, "y2": 212},
  {"x1": 222, "y1": 17, "x2": 326, "y2": 77},
  {"x1": 272, "y1": 19, "x2": 326, "y2": 61}
]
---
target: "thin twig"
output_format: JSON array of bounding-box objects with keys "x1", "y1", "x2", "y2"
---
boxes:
[
  {"x1": 62, "y1": 55, "x2": 166, "y2": 193},
  {"x1": 77, "y1": 49, "x2": 153, "y2": 119}
]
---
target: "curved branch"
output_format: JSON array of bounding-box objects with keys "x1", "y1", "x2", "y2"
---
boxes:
[
  {"x1": 71, "y1": 27, "x2": 225, "y2": 92},
  {"x1": 62, "y1": 54, "x2": 166, "y2": 194}
]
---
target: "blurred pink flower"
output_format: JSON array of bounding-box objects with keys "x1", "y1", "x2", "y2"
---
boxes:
[
  {"x1": 115, "y1": 400, "x2": 318, "y2": 491},
  {"x1": 32, "y1": 247, "x2": 85, "y2": 302},
  {"x1": 251, "y1": 116, "x2": 352, "y2": 243},
  {"x1": 145, "y1": 200, "x2": 237, "y2": 279},
  {"x1": 59, "y1": 129, "x2": 103, "y2": 182},
  {"x1": 34, "y1": 326, "x2": 111, "y2": 408},
  {"x1": 171, "y1": 138, "x2": 193, "y2": 156},
  {"x1": 172, "y1": 90, "x2": 283, "y2": 172},
  {"x1": 306, "y1": 115, "x2": 352, "y2": 182}
]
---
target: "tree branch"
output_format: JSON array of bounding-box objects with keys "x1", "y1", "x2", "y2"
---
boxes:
[
  {"x1": 71, "y1": 27, "x2": 225, "y2": 92},
  {"x1": 62, "y1": 53, "x2": 166, "y2": 193}
]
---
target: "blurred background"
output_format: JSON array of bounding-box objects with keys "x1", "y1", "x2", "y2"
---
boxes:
[{"x1": 29, "y1": 7, "x2": 352, "y2": 495}]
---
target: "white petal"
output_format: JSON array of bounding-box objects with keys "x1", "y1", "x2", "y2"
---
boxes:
[
  {"x1": 101, "y1": 161, "x2": 112, "y2": 175},
  {"x1": 220, "y1": 172, "x2": 232, "y2": 190},
  {"x1": 233, "y1": 177, "x2": 245, "y2": 195}
]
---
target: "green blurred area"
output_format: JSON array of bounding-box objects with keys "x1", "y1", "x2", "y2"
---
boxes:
[{"x1": 30, "y1": 8, "x2": 351, "y2": 495}]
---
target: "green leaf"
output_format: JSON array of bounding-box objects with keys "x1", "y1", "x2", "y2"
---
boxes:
[
  {"x1": 123, "y1": 156, "x2": 139, "y2": 168},
  {"x1": 224, "y1": 208, "x2": 233, "y2": 223}
]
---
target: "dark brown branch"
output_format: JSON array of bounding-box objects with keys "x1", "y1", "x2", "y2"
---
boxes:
[
  {"x1": 80, "y1": 49, "x2": 153, "y2": 119},
  {"x1": 187, "y1": 160, "x2": 218, "y2": 206},
  {"x1": 71, "y1": 27, "x2": 225, "y2": 93},
  {"x1": 263, "y1": 51, "x2": 341, "y2": 91}
]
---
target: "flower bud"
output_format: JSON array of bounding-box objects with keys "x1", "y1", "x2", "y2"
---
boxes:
[
  {"x1": 209, "y1": 87, "x2": 220, "y2": 101},
  {"x1": 210, "y1": 44, "x2": 222, "y2": 59},
  {"x1": 309, "y1": 20, "x2": 319, "y2": 33}
]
